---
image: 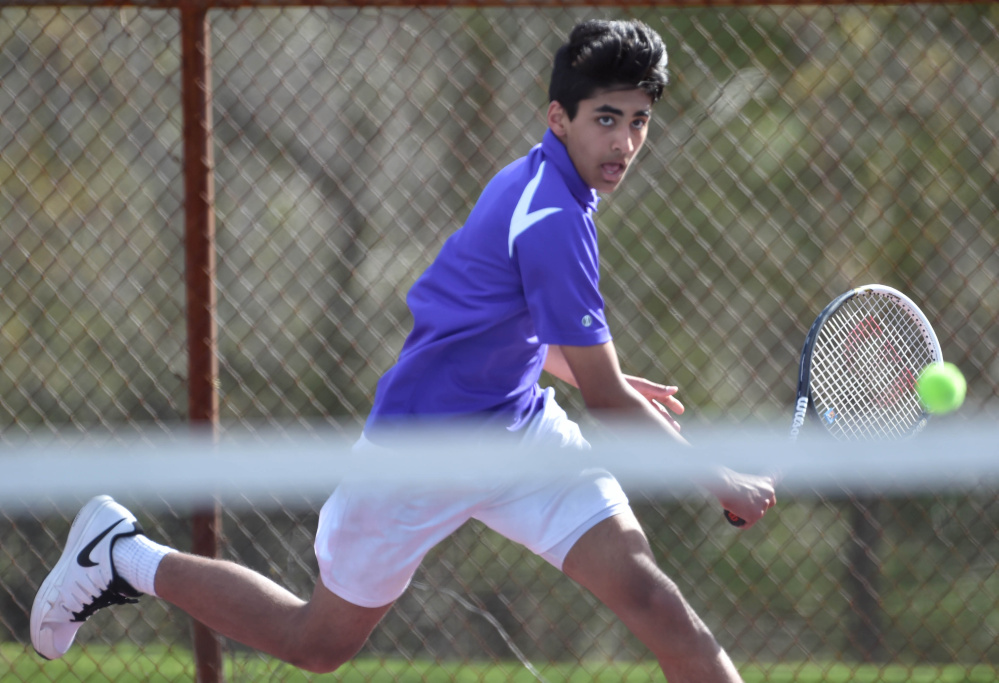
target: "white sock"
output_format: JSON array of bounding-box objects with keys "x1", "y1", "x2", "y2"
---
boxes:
[{"x1": 112, "y1": 534, "x2": 176, "y2": 597}]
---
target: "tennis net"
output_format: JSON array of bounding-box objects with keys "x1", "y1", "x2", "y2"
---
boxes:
[{"x1": 2, "y1": 419, "x2": 998, "y2": 681}]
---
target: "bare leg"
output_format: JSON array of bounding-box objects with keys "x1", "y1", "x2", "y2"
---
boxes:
[
  {"x1": 562, "y1": 512, "x2": 744, "y2": 683},
  {"x1": 155, "y1": 553, "x2": 392, "y2": 674}
]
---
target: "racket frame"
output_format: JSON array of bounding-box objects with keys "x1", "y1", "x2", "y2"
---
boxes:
[
  {"x1": 726, "y1": 284, "x2": 941, "y2": 528},
  {"x1": 789, "y1": 284, "x2": 943, "y2": 442}
]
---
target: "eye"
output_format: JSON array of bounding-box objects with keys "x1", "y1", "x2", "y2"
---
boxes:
[
  {"x1": 597, "y1": 115, "x2": 615, "y2": 127},
  {"x1": 631, "y1": 118, "x2": 648, "y2": 130}
]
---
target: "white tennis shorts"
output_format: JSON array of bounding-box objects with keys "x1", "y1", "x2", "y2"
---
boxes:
[{"x1": 314, "y1": 388, "x2": 631, "y2": 608}]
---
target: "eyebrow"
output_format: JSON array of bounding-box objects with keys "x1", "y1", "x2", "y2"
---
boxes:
[{"x1": 594, "y1": 104, "x2": 650, "y2": 118}]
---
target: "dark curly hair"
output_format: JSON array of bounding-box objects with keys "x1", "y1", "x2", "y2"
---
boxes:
[{"x1": 549, "y1": 19, "x2": 669, "y2": 120}]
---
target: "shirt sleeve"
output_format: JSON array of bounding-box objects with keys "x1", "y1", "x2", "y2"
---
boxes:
[{"x1": 513, "y1": 209, "x2": 612, "y2": 347}]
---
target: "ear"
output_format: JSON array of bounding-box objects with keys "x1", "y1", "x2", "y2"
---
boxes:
[{"x1": 547, "y1": 101, "x2": 568, "y2": 138}]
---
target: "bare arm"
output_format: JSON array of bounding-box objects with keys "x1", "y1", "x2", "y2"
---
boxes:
[
  {"x1": 558, "y1": 341, "x2": 775, "y2": 527},
  {"x1": 545, "y1": 344, "x2": 684, "y2": 430},
  {"x1": 542, "y1": 344, "x2": 578, "y2": 387},
  {"x1": 557, "y1": 341, "x2": 686, "y2": 443}
]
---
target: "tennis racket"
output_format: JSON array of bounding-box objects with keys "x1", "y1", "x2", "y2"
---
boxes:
[{"x1": 724, "y1": 284, "x2": 942, "y2": 527}]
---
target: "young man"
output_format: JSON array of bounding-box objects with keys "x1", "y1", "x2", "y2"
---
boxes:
[{"x1": 31, "y1": 19, "x2": 775, "y2": 683}]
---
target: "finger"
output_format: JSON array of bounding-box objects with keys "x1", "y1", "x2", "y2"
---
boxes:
[
  {"x1": 648, "y1": 384, "x2": 681, "y2": 401},
  {"x1": 651, "y1": 400, "x2": 683, "y2": 432},
  {"x1": 633, "y1": 379, "x2": 681, "y2": 399},
  {"x1": 652, "y1": 395, "x2": 685, "y2": 416}
]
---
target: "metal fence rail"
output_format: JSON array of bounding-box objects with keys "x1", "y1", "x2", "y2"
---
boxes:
[{"x1": 2, "y1": 2, "x2": 998, "y2": 681}]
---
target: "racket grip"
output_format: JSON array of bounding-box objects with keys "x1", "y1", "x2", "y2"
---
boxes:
[{"x1": 724, "y1": 510, "x2": 747, "y2": 527}]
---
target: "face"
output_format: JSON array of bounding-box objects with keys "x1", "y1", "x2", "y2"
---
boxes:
[{"x1": 547, "y1": 88, "x2": 653, "y2": 193}]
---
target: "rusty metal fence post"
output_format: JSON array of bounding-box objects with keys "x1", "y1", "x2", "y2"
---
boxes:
[
  {"x1": 1, "y1": 3, "x2": 998, "y2": 682},
  {"x1": 182, "y1": 3, "x2": 223, "y2": 682}
]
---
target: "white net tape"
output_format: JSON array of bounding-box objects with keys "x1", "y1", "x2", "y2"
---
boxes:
[{"x1": 3, "y1": 420, "x2": 996, "y2": 512}]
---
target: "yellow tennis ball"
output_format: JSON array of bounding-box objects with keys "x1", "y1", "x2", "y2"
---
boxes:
[{"x1": 916, "y1": 362, "x2": 966, "y2": 414}]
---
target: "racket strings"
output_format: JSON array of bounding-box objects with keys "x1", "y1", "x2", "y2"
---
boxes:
[{"x1": 809, "y1": 294, "x2": 937, "y2": 440}]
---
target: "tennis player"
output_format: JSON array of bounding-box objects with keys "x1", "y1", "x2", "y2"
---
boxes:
[{"x1": 31, "y1": 19, "x2": 775, "y2": 683}]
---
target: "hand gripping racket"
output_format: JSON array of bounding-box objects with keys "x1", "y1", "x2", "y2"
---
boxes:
[{"x1": 724, "y1": 284, "x2": 942, "y2": 526}]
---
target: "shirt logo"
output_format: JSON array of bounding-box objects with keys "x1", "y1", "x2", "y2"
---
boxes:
[
  {"x1": 508, "y1": 161, "x2": 562, "y2": 258},
  {"x1": 581, "y1": 315, "x2": 593, "y2": 327}
]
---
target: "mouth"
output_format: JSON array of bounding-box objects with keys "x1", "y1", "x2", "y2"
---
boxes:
[{"x1": 600, "y1": 160, "x2": 628, "y2": 184}]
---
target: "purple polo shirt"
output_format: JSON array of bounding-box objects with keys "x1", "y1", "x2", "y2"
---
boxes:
[{"x1": 365, "y1": 130, "x2": 611, "y2": 436}]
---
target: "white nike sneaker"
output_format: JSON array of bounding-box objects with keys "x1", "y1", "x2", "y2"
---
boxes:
[{"x1": 31, "y1": 495, "x2": 143, "y2": 660}]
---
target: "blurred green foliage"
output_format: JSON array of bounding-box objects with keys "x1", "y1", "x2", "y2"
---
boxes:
[{"x1": 2, "y1": 3, "x2": 998, "y2": 672}]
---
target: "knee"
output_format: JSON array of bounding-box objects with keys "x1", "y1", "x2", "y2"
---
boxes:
[
  {"x1": 281, "y1": 634, "x2": 367, "y2": 674},
  {"x1": 616, "y1": 563, "x2": 689, "y2": 620}
]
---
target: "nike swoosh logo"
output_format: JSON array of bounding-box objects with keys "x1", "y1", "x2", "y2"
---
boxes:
[
  {"x1": 76, "y1": 519, "x2": 125, "y2": 568},
  {"x1": 508, "y1": 161, "x2": 562, "y2": 258}
]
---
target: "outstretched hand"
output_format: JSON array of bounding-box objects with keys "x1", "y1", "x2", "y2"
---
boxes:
[{"x1": 624, "y1": 376, "x2": 684, "y2": 431}]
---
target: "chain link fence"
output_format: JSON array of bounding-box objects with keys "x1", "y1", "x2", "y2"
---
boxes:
[{"x1": 2, "y1": 3, "x2": 998, "y2": 680}]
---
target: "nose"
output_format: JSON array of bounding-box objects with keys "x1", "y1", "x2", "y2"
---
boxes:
[{"x1": 611, "y1": 128, "x2": 634, "y2": 155}]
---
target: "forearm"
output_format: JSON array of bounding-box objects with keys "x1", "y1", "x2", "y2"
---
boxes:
[
  {"x1": 556, "y1": 341, "x2": 686, "y2": 443},
  {"x1": 557, "y1": 342, "x2": 773, "y2": 524},
  {"x1": 583, "y1": 373, "x2": 688, "y2": 445},
  {"x1": 587, "y1": 382, "x2": 690, "y2": 445}
]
